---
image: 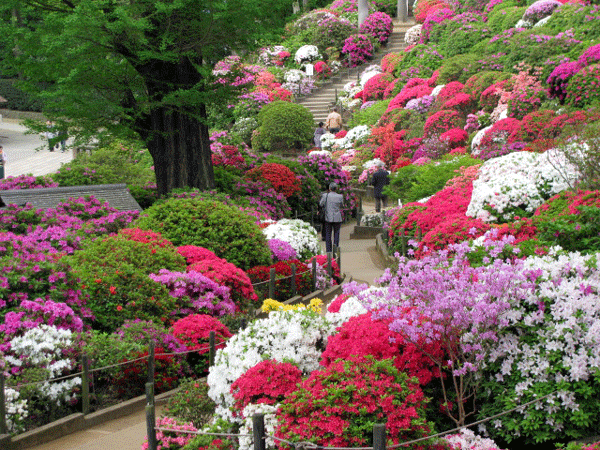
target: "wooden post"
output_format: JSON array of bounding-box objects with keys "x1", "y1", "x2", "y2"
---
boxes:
[
  {"x1": 253, "y1": 413, "x2": 266, "y2": 450},
  {"x1": 82, "y1": 354, "x2": 90, "y2": 415},
  {"x1": 417, "y1": 226, "x2": 422, "y2": 242},
  {"x1": 0, "y1": 373, "x2": 7, "y2": 435},
  {"x1": 291, "y1": 264, "x2": 297, "y2": 297},
  {"x1": 145, "y1": 382, "x2": 157, "y2": 450},
  {"x1": 269, "y1": 268, "x2": 276, "y2": 299},
  {"x1": 209, "y1": 331, "x2": 216, "y2": 367},
  {"x1": 336, "y1": 246, "x2": 341, "y2": 274},
  {"x1": 401, "y1": 227, "x2": 407, "y2": 256},
  {"x1": 373, "y1": 423, "x2": 387, "y2": 450},
  {"x1": 147, "y1": 341, "x2": 155, "y2": 386},
  {"x1": 311, "y1": 258, "x2": 317, "y2": 292},
  {"x1": 327, "y1": 252, "x2": 333, "y2": 278}
]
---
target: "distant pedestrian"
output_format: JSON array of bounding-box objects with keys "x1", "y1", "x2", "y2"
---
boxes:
[
  {"x1": 313, "y1": 122, "x2": 327, "y2": 148},
  {"x1": 370, "y1": 161, "x2": 390, "y2": 212},
  {"x1": 0, "y1": 146, "x2": 6, "y2": 179},
  {"x1": 44, "y1": 121, "x2": 58, "y2": 151},
  {"x1": 319, "y1": 182, "x2": 344, "y2": 253},
  {"x1": 325, "y1": 107, "x2": 342, "y2": 135},
  {"x1": 57, "y1": 129, "x2": 68, "y2": 152}
]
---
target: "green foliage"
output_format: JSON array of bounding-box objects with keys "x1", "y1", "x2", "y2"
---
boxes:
[
  {"x1": 464, "y1": 71, "x2": 512, "y2": 107},
  {"x1": 52, "y1": 141, "x2": 155, "y2": 187},
  {"x1": 134, "y1": 197, "x2": 272, "y2": 270},
  {"x1": 349, "y1": 99, "x2": 391, "y2": 128},
  {"x1": 545, "y1": 4, "x2": 600, "y2": 41},
  {"x1": 213, "y1": 165, "x2": 244, "y2": 193},
  {"x1": 437, "y1": 53, "x2": 482, "y2": 84},
  {"x1": 486, "y1": 6, "x2": 527, "y2": 33},
  {"x1": 536, "y1": 205, "x2": 600, "y2": 254},
  {"x1": 252, "y1": 101, "x2": 314, "y2": 152},
  {"x1": 393, "y1": 44, "x2": 445, "y2": 77},
  {"x1": 62, "y1": 236, "x2": 186, "y2": 332},
  {"x1": 386, "y1": 156, "x2": 481, "y2": 203},
  {"x1": 163, "y1": 378, "x2": 216, "y2": 427},
  {"x1": 438, "y1": 22, "x2": 492, "y2": 58}
]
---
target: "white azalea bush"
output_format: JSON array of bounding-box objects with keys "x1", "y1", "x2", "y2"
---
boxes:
[
  {"x1": 404, "y1": 24, "x2": 422, "y2": 45},
  {"x1": 336, "y1": 125, "x2": 371, "y2": 150},
  {"x1": 444, "y1": 428, "x2": 506, "y2": 450},
  {"x1": 339, "y1": 80, "x2": 363, "y2": 111},
  {"x1": 3, "y1": 388, "x2": 28, "y2": 433},
  {"x1": 206, "y1": 310, "x2": 335, "y2": 421},
  {"x1": 360, "y1": 212, "x2": 384, "y2": 227},
  {"x1": 466, "y1": 149, "x2": 580, "y2": 222},
  {"x1": 4, "y1": 325, "x2": 81, "y2": 407},
  {"x1": 294, "y1": 45, "x2": 321, "y2": 64},
  {"x1": 478, "y1": 249, "x2": 600, "y2": 444},
  {"x1": 262, "y1": 219, "x2": 321, "y2": 260},
  {"x1": 238, "y1": 403, "x2": 279, "y2": 450}
]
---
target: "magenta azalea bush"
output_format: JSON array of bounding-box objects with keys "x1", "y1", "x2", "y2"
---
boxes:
[
  {"x1": 342, "y1": 34, "x2": 375, "y2": 67},
  {"x1": 359, "y1": 12, "x2": 394, "y2": 44}
]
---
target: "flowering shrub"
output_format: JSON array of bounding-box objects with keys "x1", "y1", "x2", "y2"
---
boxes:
[
  {"x1": 361, "y1": 72, "x2": 394, "y2": 101},
  {"x1": 234, "y1": 179, "x2": 290, "y2": 221},
  {"x1": 262, "y1": 219, "x2": 321, "y2": 261},
  {"x1": 276, "y1": 356, "x2": 434, "y2": 447},
  {"x1": 522, "y1": 0, "x2": 561, "y2": 23},
  {"x1": 149, "y1": 269, "x2": 235, "y2": 317},
  {"x1": 170, "y1": 314, "x2": 232, "y2": 375},
  {"x1": 466, "y1": 150, "x2": 580, "y2": 223},
  {"x1": 245, "y1": 163, "x2": 301, "y2": 198},
  {"x1": 294, "y1": 45, "x2": 321, "y2": 64},
  {"x1": 187, "y1": 257, "x2": 258, "y2": 312},
  {"x1": 0, "y1": 174, "x2": 58, "y2": 190},
  {"x1": 405, "y1": 95, "x2": 436, "y2": 114},
  {"x1": 565, "y1": 63, "x2": 600, "y2": 107},
  {"x1": 359, "y1": 12, "x2": 393, "y2": 44},
  {"x1": 387, "y1": 84, "x2": 433, "y2": 112},
  {"x1": 258, "y1": 45, "x2": 290, "y2": 66},
  {"x1": 268, "y1": 239, "x2": 298, "y2": 262},
  {"x1": 444, "y1": 428, "x2": 506, "y2": 450},
  {"x1": 478, "y1": 249, "x2": 600, "y2": 445},
  {"x1": 342, "y1": 34, "x2": 374, "y2": 67},
  {"x1": 177, "y1": 245, "x2": 219, "y2": 265},
  {"x1": 321, "y1": 312, "x2": 442, "y2": 386},
  {"x1": 547, "y1": 60, "x2": 582, "y2": 103},
  {"x1": 207, "y1": 309, "x2": 334, "y2": 421},
  {"x1": 404, "y1": 24, "x2": 422, "y2": 44},
  {"x1": 142, "y1": 417, "x2": 198, "y2": 450},
  {"x1": 211, "y1": 144, "x2": 250, "y2": 170},
  {"x1": 230, "y1": 359, "x2": 303, "y2": 416},
  {"x1": 424, "y1": 110, "x2": 464, "y2": 137}
]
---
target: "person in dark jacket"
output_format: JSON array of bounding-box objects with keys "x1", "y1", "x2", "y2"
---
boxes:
[
  {"x1": 370, "y1": 161, "x2": 390, "y2": 212},
  {"x1": 319, "y1": 182, "x2": 344, "y2": 253}
]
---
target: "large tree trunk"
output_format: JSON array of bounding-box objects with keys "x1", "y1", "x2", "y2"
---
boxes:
[{"x1": 146, "y1": 106, "x2": 214, "y2": 197}]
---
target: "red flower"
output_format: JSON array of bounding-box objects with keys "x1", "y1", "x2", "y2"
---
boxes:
[{"x1": 109, "y1": 286, "x2": 117, "y2": 294}]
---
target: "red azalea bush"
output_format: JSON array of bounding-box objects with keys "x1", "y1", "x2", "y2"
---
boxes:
[
  {"x1": 370, "y1": 124, "x2": 409, "y2": 166},
  {"x1": 414, "y1": 0, "x2": 447, "y2": 23},
  {"x1": 534, "y1": 189, "x2": 600, "y2": 220},
  {"x1": 188, "y1": 257, "x2": 258, "y2": 312},
  {"x1": 386, "y1": 84, "x2": 434, "y2": 112},
  {"x1": 436, "y1": 81, "x2": 464, "y2": 102},
  {"x1": 177, "y1": 245, "x2": 219, "y2": 265},
  {"x1": 417, "y1": 215, "x2": 491, "y2": 258},
  {"x1": 306, "y1": 254, "x2": 341, "y2": 279},
  {"x1": 480, "y1": 79, "x2": 511, "y2": 112},
  {"x1": 440, "y1": 128, "x2": 468, "y2": 149},
  {"x1": 118, "y1": 228, "x2": 175, "y2": 249},
  {"x1": 321, "y1": 312, "x2": 442, "y2": 385},
  {"x1": 514, "y1": 109, "x2": 556, "y2": 142},
  {"x1": 247, "y1": 259, "x2": 312, "y2": 301},
  {"x1": 362, "y1": 72, "x2": 394, "y2": 101},
  {"x1": 423, "y1": 110, "x2": 463, "y2": 137},
  {"x1": 381, "y1": 52, "x2": 403, "y2": 73},
  {"x1": 170, "y1": 314, "x2": 232, "y2": 374},
  {"x1": 442, "y1": 93, "x2": 474, "y2": 117},
  {"x1": 211, "y1": 145, "x2": 248, "y2": 170},
  {"x1": 334, "y1": 129, "x2": 347, "y2": 139},
  {"x1": 327, "y1": 293, "x2": 351, "y2": 313},
  {"x1": 230, "y1": 359, "x2": 303, "y2": 416},
  {"x1": 245, "y1": 163, "x2": 301, "y2": 198},
  {"x1": 477, "y1": 117, "x2": 522, "y2": 154},
  {"x1": 275, "y1": 356, "x2": 435, "y2": 448}
]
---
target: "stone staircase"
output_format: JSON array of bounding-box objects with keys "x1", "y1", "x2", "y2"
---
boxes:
[{"x1": 296, "y1": 17, "x2": 416, "y2": 124}]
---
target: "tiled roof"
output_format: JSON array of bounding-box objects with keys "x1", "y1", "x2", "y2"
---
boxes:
[{"x1": 0, "y1": 183, "x2": 143, "y2": 211}]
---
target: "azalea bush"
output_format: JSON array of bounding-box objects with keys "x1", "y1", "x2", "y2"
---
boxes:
[
  {"x1": 162, "y1": 378, "x2": 216, "y2": 428},
  {"x1": 247, "y1": 259, "x2": 313, "y2": 301},
  {"x1": 275, "y1": 356, "x2": 436, "y2": 448},
  {"x1": 359, "y1": 12, "x2": 393, "y2": 44},
  {"x1": 342, "y1": 34, "x2": 375, "y2": 67},
  {"x1": 245, "y1": 163, "x2": 301, "y2": 198},
  {"x1": 261, "y1": 219, "x2": 321, "y2": 261},
  {"x1": 134, "y1": 197, "x2": 272, "y2": 271}
]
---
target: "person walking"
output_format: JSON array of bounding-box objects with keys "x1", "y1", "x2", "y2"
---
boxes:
[
  {"x1": 0, "y1": 145, "x2": 6, "y2": 179},
  {"x1": 319, "y1": 182, "x2": 344, "y2": 253},
  {"x1": 325, "y1": 107, "x2": 342, "y2": 135},
  {"x1": 313, "y1": 122, "x2": 327, "y2": 148},
  {"x1": 370, "y1": 161, "x2": 390, "y2": 212}
]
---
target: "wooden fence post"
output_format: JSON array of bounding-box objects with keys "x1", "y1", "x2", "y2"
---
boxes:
[
  {"x1": 147, "y1": 341, "x2": 155, "y2": 386},
  {"x1": 81, "y1": 354, "x2": 90, "y2": 415},
  {"x1": 0, "y1": 373, "x2": 6, "y2": 435},
  {"x1": 253, "y1": 413, "x2": 266, "y2": 450},
  {"x1": 146, "y1": 382, "x2": 157, "y2": 450},
  {"x1": 311, "y1": 258, "x2": 317, "y2": 292},
  {"x1": 291, "y1": 264, "x2": 297, "y2": 297},
  {"x1": 401, "y1": 227, "x2": 407, "y2": 256},
  {"x1": 209, "y1": 331, "x2": 216, "y2": 367},
  {"x1": 373, "y1": 423, "x2": 387, "y2": 450},
  {"x1": 269, "y1": 268, "x2": 276, "y2": 299},
  {"x1": 336, "y1": 246, "x2": 341, "y2": 274},
  {"x1": 327, "y1": 252, "x2": 333, "y2": 278}
]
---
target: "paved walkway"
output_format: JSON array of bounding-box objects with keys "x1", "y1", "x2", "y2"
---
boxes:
[{"x1": 2, "y1": 117, "x2": 389, "y2": 450}]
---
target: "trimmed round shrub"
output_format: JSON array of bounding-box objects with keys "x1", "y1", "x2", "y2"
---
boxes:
[
  {"x1": 62, "y1": 235, "x2": 186, "y2": 332},
  {"x1": 251, "y1": 101, "x2": 314, "y2": 152},
  {"x1": 134, "y1": 198, "x2": 272, "y2": 271},
  {"x1": 275, "y1": 356, "x2": 434, "y2": 448},
  {"x1": 245, "y1": 163, "x2": 301, "y2": 198},
  {"x1": 565, "y1": 63, "x2": 600, "y2": 107}
]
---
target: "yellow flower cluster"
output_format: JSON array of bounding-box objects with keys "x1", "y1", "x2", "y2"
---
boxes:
[{"x1": 261, "y1": 298, "x2": 323, "y2": 314}]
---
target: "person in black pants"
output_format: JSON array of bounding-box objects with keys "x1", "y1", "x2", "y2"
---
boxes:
[
  {"x1": 319, "y1": 182, "x2": 344, "y2": 253},
  {"x1": 370, "y1": 161, "x2": 390, "y2": 213}
]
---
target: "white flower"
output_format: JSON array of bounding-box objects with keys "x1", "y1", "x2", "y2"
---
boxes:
[
  {"x1": 239, "y1": 403, "x2": 280, "y2": 450},
  {"x1": 404, "y1": 24, "x2": 422, "y2": 45},
  {"x1": 430, "y1": 84, "x2": 445, "y2": 97},
  {"x1": 262, "y1": 219, "x2": 321, "y2": 260},
  {"x1": 294, "y1": 45, "x2": 321, "y2": 64}
]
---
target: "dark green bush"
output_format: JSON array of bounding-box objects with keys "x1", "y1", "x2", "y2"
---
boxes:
[
  {"x1": 0, "y1": 79, "x2": 45, "y2": 112},
  {"x1": 349, "y1": 99, "x2": 391, "y2": 128},
  {"x1": 251, "y1": 101, "x2": 314, "y2": 152},
  {"x1": 213, "y1": 165, "x2": 244, "y2": 194},
  {"x1": 393, "y1": 44, "x2": 445, "y2": 77},
  {"x1": 486, "y1": 6, "x2": 526, "y2": 33},
  {"x1": 134, "y1": 197, "x2": 272, "y2": 270},
  {"x1": 545, "y1": 4, "x2": 600, "y2": 41},
  {"x1": 439, "y1": 22, "x2": 491, "y2": 58},
  {"x1": 62, "y1": 235, "x2": 186, "y2": 332},
  {"x1": 163, "y1": 378, "x2": 216, "y2": 427},
  {"x1": 437, "y1": 53, "x2": 484, "y2": 84}
]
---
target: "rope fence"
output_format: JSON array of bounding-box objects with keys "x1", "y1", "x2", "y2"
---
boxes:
[{"x1": 144, "y1": 389, "x2": 559, "y2": 450}]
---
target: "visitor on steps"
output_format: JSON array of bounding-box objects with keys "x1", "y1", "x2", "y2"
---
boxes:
[
  {"x1": 313, "y1": 122, "x2": 327, "y2": 148},
  {"x1": 320, "y1": 182, "x2": 344, "y2": 254},
  {"x1": 370, "y1": 161, "x2": 390, "y2": 212},
  {"x1": 325, "y1": 107, "x2": 342, "y2": 134}
]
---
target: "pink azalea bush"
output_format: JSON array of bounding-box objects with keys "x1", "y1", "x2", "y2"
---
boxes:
[{"x1": 342, "y1": 34, "x2": 375, "y2": 67}]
